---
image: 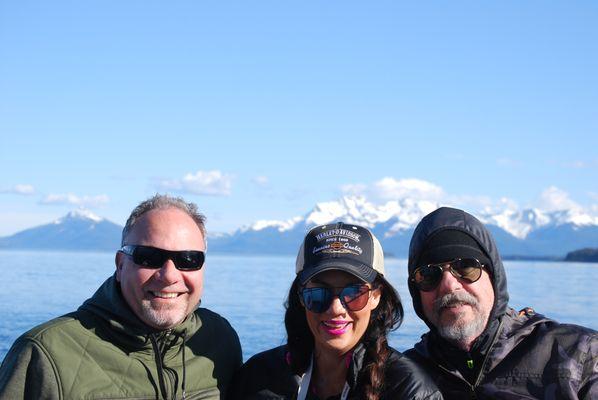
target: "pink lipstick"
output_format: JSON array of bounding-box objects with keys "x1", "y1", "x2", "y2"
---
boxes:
[{"x1": 321, "y1": 320, "x2": 351, "y2": 335}]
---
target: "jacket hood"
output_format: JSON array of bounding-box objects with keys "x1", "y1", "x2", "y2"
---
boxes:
[
  {"x1": 78, "y1": 274, "x2": 202, "y2": 353},
  {"x1": 407, "y1": 207, "x2": 509, "y2": 330}
]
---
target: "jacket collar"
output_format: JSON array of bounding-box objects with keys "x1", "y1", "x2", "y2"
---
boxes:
[
  {"x1": 412, "y1": 309, "x2": 550, "y2": 376},
  {"x1": 78, "y1": 274, "x2": 202, "y2": 356}
]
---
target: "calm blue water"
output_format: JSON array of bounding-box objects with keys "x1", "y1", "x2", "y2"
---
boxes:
[{"x1": 1, "y1": 250, "x2": 597, "y2": 362}]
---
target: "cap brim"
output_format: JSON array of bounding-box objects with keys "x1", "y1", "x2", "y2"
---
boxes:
[{"x1": 298, "y1": 259, "x2": 378, "y2": 285}]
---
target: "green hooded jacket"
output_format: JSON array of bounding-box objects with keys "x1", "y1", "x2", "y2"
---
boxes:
[{"x1": 0, "y1": 275, "x2": 242, "y2": 400}]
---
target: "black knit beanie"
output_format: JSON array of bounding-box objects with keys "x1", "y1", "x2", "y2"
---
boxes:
[{"x1": 416, "y1": 229, "x2": 492, "y2": 270}]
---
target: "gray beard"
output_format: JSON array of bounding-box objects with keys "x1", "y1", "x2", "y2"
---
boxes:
[{"x1": 433, "y1": 291, "x2": 488, "y2": 349}]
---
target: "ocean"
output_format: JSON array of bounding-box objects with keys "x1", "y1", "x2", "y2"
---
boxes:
[{"x1": 1, "y1": 250, "x2": 597, "y2": 362}]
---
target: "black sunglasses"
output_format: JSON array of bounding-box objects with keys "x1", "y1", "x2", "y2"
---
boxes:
[
  {"x1": 119, "y1": 245, "x2": 205, "y2": 271},
  {"x1": 299, "y1": 284, "x2": 373, "y2": 314},
  {"x1": 411, "y1": 258, "x2": 485, "y2": 292}
]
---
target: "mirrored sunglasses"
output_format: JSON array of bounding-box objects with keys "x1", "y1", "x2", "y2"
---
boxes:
[
  {"x1": 411, "y1": 258, "x2": 485, "y2": 292},
  {"x1": 299, "y1": 284, "x2": 372, "y2": 313},
  {"x1": 120, "y1": 245, "x2": 205, "y2": 271}
]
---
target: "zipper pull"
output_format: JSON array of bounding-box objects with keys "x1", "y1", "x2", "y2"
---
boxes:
[
  {"x1": 466, "y1": 352, "x2": 474, "y2": 369},
  {"x1": 467, "y1": 359, "x2": 474, "y2": 369}
]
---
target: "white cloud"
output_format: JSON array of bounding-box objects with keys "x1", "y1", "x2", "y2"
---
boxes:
[
  {"x1": 252, "y1": 175, "x2": 269, "y2": 188},
  {"x1": 374, "y1": 178, "x2": 444, "y2": 201},
  {"x1": 536, "y1": 186, "x2": 580, "y2": 212},
  {"x1": 342, "y1": 177, "x2": 444, "y2": 203},
  {"x1": 40, "y1": 193, "x2": 110, "y2": 208},
  {"x1": 0, "y1": 184, "x2": 35, "y2": 195},
  {"x1": 158, "y1": 170, "x2": 233, "y2": 196},
  {"x1": 446, "y1": 194, "x2": 502, "y2": 212}
]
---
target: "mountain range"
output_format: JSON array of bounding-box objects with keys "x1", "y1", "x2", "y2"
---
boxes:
[
  {"x1": 1, "y1": 196, "x2": 597, "y2": 258},
  {"x1": 208, "y1": 196, "x2": 598, "y2": 258},
  {"x1": 0, "y1": 209, "x2": 122, "y2": 251}
]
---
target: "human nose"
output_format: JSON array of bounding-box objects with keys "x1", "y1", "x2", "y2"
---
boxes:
[
  {"x1": 154, "y1": 259, "x2": 181, "y2": 284},
  {"x1": 435, "y1": 265, "x2": 463, "y2": 293},
  {"x1": 326, "y1": 295, "x2": 347, "y2": 314}
]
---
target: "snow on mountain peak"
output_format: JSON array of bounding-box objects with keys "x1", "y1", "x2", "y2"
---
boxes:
[
  {"x1": 239, "y1": 194, "x2": 597, "y2": 240},
  {"x1": 549, "y1": 208, "x2": 597, "y2": 226},
  {"x1": 248, "y1": 216, "x2": 303, "y2": 232},
  {"x1": 385, "y1": 199, "x2": 439, "y2": 235},
  {"x1": 478, "y1": 205, "x2": 598, "y2": 239},
  {"x1": 55, "y1": 209, "x2": 103, "y2": 224},
  {"x1": 479, "y1": 208, "x2": 549, "y2": 239},
  {"x1": 306, "y1": 196, "x2": 382, "y2": 227}
]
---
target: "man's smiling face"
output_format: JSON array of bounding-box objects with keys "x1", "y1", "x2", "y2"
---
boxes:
[{"x1": 116, "y1": 207, "x2": 205, "y2": 330}]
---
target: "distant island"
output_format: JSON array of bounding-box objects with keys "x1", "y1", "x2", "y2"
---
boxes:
[{"x1": 564, "y1": 248, "x2": 598, "y2": 263}]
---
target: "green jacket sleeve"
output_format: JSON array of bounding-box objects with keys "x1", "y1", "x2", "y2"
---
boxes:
[{"x1": 0, "y1": 338, "x2": 61, "y2": 400}]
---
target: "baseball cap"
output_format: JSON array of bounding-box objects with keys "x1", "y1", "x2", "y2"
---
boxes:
[{"x1": 296, "y1": 222, "x2": 385, "y2": 284}]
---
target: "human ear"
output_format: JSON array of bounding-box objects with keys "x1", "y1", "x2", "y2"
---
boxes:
[
  {"x1": 115, "y1": 252, "x2": 124, "y2": 282},
  {"x1": 369, "y1": 285, "x2": 382, "y2": 310}
]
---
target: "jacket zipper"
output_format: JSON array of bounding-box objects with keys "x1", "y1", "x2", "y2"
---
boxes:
[
  {"x1": 150, "y1": 330, "x2": 175, "y2": 399},
  {"x1": 472, "y1": 318, "x2": 504, "y2": 387},
  {"x1": 433, "y1": 318, "x2": 504, "y2": 399}
]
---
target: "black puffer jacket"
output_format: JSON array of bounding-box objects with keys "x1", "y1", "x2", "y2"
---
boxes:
[
  {"x1": 405, "y1": 207, "x2": 598, "y2": 399},
  {"x1": 229, "y1": 344, "x2": 443, "y2": 399}
]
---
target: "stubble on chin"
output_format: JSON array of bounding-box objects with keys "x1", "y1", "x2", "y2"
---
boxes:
[
  {"x1": 431, "y1": 292, "x2": 488, "y2": 349},
  {"x1": 139, "y1": 300, "x2": 189, "y2": 330}
]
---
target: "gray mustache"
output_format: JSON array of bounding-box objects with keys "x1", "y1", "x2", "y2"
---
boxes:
[{"x1": 433, "y1": 291, "x2": 479, "y2": 313}]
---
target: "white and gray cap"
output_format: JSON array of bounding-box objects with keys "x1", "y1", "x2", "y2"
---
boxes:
[{"x1": 296, "y1": 222, "x2": 385, "y2": 284}]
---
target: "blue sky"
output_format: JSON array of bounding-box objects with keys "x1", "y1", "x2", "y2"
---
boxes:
[{"x1": 1, "y1": 1, "x2": 596, "y2": 236}]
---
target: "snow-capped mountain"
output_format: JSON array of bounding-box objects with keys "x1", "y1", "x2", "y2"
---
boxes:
[
  {"x1": 479, "y1": 207, "x2": 597, "y2": 239},
  {"x1": 0, "y1": 209, "x2": 123, "y2": 251},
  {"x1": 57, "y1": 209, "x2": 105, "y2": 224},
  {"x1": 1, "y1": 198, "x2": 596, "y2": 257},
  {"x1": 208, "y1": 196, "x2": 598, "y2": 258},
  {"x1": 241, "y1": 196, "x2": 437, "y2": 234}
]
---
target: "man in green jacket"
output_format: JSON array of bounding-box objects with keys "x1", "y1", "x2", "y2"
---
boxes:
[{"x1": 0, "y1": 194, "x2": 242, "y2": 399}]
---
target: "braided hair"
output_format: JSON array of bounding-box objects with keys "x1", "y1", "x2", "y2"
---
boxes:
[{"x1": 284, "y1": 275, "x2": 404, "y2": 400}]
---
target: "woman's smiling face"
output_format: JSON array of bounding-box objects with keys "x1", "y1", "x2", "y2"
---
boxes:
[{"x1": 303, "y1": 270, "x2": 381, "y2": 356}]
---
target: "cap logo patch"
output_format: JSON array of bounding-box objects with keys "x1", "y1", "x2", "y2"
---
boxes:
[
  {"x1": 315, "y1": 228, "x2": 360, "y2": 242},
  {"x1": 312, "y1": 228, "x2": 363, "y2": 256},
  {"x1": 330, "y1": 241, "x2": 344, "y2": 250}
]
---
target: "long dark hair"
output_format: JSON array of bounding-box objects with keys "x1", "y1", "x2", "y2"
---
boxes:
[{"x1": 284, "y1": 274, "x2": 404, "y2": 400}]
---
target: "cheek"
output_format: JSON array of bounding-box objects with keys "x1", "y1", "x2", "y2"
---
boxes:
[
  {"x1": 120, "y1": 265, "x2": 152, "y2": 288},
  {"x1": 480, "y1": 289, "x2": 495, "y2": 314},
  {"x1": 304, "y1": 311, "x2": 321, "y2": 337},
  {"x1": 351, "y1": 307, "x2": 372, "y2": 330},
  {"x1": 420, "y1": 292, "x2": 436, "y2": 316},
  {"x1": 184, "y1": 270, "x2": 204, "y2": 294}
]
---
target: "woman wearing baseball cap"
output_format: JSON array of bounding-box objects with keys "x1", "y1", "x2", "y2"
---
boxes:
[{"x1": 230, "y1": 223, "x2": 441, "y2": 400}]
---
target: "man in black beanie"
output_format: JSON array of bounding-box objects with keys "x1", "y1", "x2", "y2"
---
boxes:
[{"x1": 405, "y1": 207, "x2": 597, "y2": 399}]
